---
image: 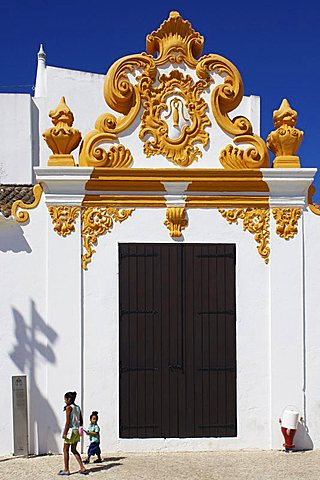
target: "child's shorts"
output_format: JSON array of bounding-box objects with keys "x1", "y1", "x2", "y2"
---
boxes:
[{"x1": 88, "y1": 441, "x2": 101, "y2": 457}]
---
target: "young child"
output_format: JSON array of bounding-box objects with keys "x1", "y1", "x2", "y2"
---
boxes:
[
  {"x1": 58, "y1": 391, "x2": 87, "y2": 476},
  {"x1": 83, "y1": 410, "x2": 102, "y2": 464}
]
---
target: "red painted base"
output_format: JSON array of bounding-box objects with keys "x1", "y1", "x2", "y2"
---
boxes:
[{"x1": 281, "y1": 426, "x2": 296, "y2": 450}]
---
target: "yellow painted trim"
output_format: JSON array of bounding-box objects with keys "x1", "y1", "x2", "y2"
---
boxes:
[
  {"x1": 186, "y1": 196, "x2": 269, "y2": 208},
  {"x1": 85, "y1": 168, "x2": 269, "y2": 193},
  {"x1": 83, "y1": 195, "x2": 167, "y2": 208},
  {"x1": 11, "y1": 184, "x2": 43, "y2": 223}
]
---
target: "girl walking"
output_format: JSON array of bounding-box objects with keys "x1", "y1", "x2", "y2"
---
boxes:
[
  {"x1": 58, "y1": 391, "x2": 87, "y2": 476},
  {"x1": 83, "y1": 411, "x2": 102, "y2": 464}
]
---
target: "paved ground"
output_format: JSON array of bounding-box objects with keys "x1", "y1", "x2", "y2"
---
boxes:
[{"x1": 0, "y1": 450, "x2": 319, "y2": 480}]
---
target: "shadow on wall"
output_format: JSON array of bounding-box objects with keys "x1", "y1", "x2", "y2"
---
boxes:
[
  {"x1": 294, "y1": 419, "x2": 314, "y2": 451},
  {"x1": 0, "y1": 218, "x2": 31, "y2": 253},
  {"x1": 10, "y1": 300, "x2": 60, "y2": 454}
]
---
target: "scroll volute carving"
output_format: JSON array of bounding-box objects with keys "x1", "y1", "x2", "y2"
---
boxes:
[
  {"x1": 43, "y1": 97, "x2": 82, "y2": 166},
  {"x1": 79, "y1": 54, "x2": 156, "y2": 166},
  {"x1": 267, "y1": 99, "x2": 303, "y2": 168},
  {"x1": 196, "y1": 55, "x2": 269, "y2": 169}
]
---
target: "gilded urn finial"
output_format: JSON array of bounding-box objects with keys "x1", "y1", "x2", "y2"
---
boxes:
[
  {"x1": 267, "y1": 98, "x2": 303, "y2": 168},
  {"x1": 43, "y1": 96, "x2": 82, "y2": 166}
]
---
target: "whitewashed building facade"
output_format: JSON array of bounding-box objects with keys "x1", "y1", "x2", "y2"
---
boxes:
[{"x1": 1, "y1": 12, "x2": 320, "y2": 455}]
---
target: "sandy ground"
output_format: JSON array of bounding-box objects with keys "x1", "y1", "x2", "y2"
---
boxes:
[{"x1": 0, "y1": 450, "x2": 319, "y2": 480}]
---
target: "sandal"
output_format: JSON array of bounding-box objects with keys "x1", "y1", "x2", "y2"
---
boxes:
[
  {"x1": 93, "y1": 459, "x2": 102, "y2": 463},
  {"x1": 79, "y1": 471, "x2": 88, "y2": 475},
  {"x1": 58, "y1": 471, "x2": 70, "y2": 476}
]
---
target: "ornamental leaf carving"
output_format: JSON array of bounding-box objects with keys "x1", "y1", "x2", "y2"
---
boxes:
[
  {"x1": 48, "y1": 206, "x2": 80, "y2": 237},
  {"x1": 164, "y1": 207, "x2": 188, "y2": 237},
  {"x1": 81, "y1": 207, "x2": 134, "y2": 270},
  {"x1": 272, "y1": 208, "x2": 302, "y2": 239},
  {"x1": 219, "y1": 208, "x2": 270, "y2": 264},
  {"x1": 146, "y1": 11, "x2": 204, "y2": 68}
]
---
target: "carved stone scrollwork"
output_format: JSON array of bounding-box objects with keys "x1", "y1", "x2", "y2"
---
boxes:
[
  {"x1": 11, "y1": 184, "x2": 43, "y2": 223},
  {"x1": 219, "y1": 208, "x2": 270, "y2": 264},
  {"x1": 164, "y1": 207, "x2": 188, "y2": 237},
  {"x1": 79, "y1": 55, "x2": 156, "y2": 166},
  {"x1": 219, "y1": 135, "x2": 269, "y2": 169},
  {"x1": 139, "y1": 70, "x2": 211, "y2": 166},
  {"x1": 146, "y1": 10, "x2": 204, "y2": 68},
  {"x1": 272, "y1": 208, "x2": 302, "y2": 239},
  {"x1": 267, "y1": 99, "x2": 303, "y2": 168},
  {"x1": 79, "y1": 11, "x2": 269, "y2": 169},
  {"x1": 196, "y1": 55, "x2": 269, "y2": 169},
  {"x1": 81, "y1": 207, "x2": 134, "y2": 269},
  {"x1": 48, "y1": 206, "x2": 80, "y2": 237},
  {"x1": 308, "y1": 185, "x2": 320, "y2": 216},
  {"x1": 43, "y1": 97, "x2": 82, "y2": 166}
]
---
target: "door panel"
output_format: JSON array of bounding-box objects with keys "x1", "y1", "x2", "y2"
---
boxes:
[{"x1": 119, "y1": 244, "x2": 236, "y2": 438}]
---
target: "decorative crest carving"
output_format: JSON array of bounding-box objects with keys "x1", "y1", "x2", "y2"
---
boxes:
[
  {"x1": 43, "y1": 97, "x2": 82, "y2": 166},
  {"x1": 81, "y1": 207, "x2": 134, "y2": 269},
  {"x1": 146, "y1": 11, "x2": 204, "y2": 68},
  {"x1": 139, "y1": 70, "x2": 211, "y2": 166},
  {"x1": 219, "y1": 208, "x2": 270, "y2": 263},
  {"x1": 164, "y1": 207, "x2": 188, "y2": 237},
  {"x1": 48, "y1": 206, "x2": 80, "y2": 237},
  {"x1": 267, "y1": 99, "x2": 303, "y2": 168},
  {"x1": 79, "y1": 12, "x2": 269, "y2": 170},
  {"x1": 11, "y1": 184, "x2": 43, "y2": 223},
  {"x1": 272, "y1": 208, "x2": 302, "y2": 239}
]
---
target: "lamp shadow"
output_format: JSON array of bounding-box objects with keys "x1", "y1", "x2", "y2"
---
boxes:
[{"x1": 10, "y1": 300, "x2": 60, "y2": 454}]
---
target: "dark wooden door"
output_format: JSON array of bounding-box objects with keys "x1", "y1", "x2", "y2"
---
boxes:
[{"x1": 119, "y1": 244, "x2": 236, "y2": 438}]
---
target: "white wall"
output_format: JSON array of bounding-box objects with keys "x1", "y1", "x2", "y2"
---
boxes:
[
  {"x1": 0, "y1": 94, "x2": 36, "y2": 183},
  {"x1": 0, "y1": 201, "x2": 51, "y2": 455},
  {"x1": 82, "y1": 208, "x2": 270, "y2": 452}
]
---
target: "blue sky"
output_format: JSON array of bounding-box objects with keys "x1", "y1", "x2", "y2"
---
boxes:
[{"x1": 1, "y1": 0, "x2": 320, "y2": 199}]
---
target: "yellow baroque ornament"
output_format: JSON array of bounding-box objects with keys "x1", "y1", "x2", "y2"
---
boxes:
[
  {"x1": 308, "y1": 185, "x2": 320, "y2": 216},
  {"x1": 48, "y1": 206, "x2": 80, "y2": 237},
  {"x1": 80, "y1": 11, "x2": 269, "y2": 169},
  {"x1": 219, "y1": 135, "x2": 269, "y2": 169},
  {"x1": 219, "y1": 208, "x2": 270, "y2": 264},
  {"x1": 79, "y1": 54, "x2": 157, "y2": 166},
  {"x1": 267, "y1": 99, "x2": 303, "y2": 168},
  {"x1": 146, "y1": 10, "x2": 204, "y2": 68},
  {"x1": 11, "y1": 184, "x2": 43, "y2": 223},
  {"x1": 164, "y1": 207, "x2": 188, "y2": 237},
  {"x1": 81, "y1": 207, "x2": 134, "y2": 270},
  {"x1": 272, "y1": 208, "x2": 302, "y2": 239},
  {"x1": 139, "y1": 70, "x2": 211, "y2": 167}
]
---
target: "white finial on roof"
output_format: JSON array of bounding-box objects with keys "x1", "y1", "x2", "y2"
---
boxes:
[
  {"x1": 35, "y1": 43, "x2": 47, "y2": 98},
  {"x1": 38, "y1": 43, "x2": 46, "y2": 62}
]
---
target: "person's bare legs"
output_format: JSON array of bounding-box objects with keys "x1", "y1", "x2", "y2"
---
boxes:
[
  {"x1": 71, "y1": 443, "x2": 86, "y2": 472},
  {"x1": 63, "y1": 443, "x2": 70, "y2": 473}
]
